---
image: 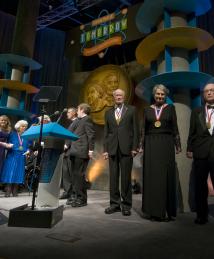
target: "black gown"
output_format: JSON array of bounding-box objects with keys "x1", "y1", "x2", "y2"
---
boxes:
[{"x1": 141, "y1": 104, "x2": 181, "y2": 219}]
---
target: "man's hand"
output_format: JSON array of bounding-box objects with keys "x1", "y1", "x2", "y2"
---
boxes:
[
  {"x1": 186, "y1": 151, "x2": 193, "y2": 159},
  {"x1": 103, "y1": 152, "x2": 109, "y2": 160},
  {"x1": 131, "y1": 150, "x2": 138, "y2": 157},
  {"x1": 88, "y1": 150, "x2": 93, "y2": 159},
  {"x1": 138, "y1": 148, "x2": 144, "y2": 155}
]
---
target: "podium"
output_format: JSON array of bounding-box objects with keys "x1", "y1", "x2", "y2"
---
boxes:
[{"x1": 8, "y1": 122, "x2": 79, "y2": 228}]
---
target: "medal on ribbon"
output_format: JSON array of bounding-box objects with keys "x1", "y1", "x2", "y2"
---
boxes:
[
  {"x1": 17, "y1": 132, "x2": 24, "y2": 151},
  {"x1": 153, "y1": 104, "x2": 167, "y2": 128},
  {"x1": 205, "y1": 105, "x2": 214, "y2": 130}
]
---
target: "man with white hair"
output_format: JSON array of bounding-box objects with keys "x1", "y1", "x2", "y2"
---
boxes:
[{"x1": 103, "y1": 89, "x2": 139, "y2": 216}]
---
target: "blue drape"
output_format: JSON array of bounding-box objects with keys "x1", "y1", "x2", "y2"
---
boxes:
[
  {"x1": 32, "y1": 28, "x2": 69, "y2": 112},
  {"x1": 198, "y1": 5, "x2": 214, "y2": 76},
  {"x1": 0, "y1": 11, "x2": 15, "y2": 53},
  {"x1": 0, "y1": 10, "x2": 69, "y2": 112}
]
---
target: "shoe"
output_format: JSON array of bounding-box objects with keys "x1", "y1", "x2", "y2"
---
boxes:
[
  {"x1": 122, "y1": 209, "x2": 131, "y2": 216},
  {"x1": 194, "y1": 217, "x2": 208, "y2": 225},
  {"x1": 72, "y1": 200, "x2": 87, "y2": 207},
  {"x1": 105, "y1": 206, "x2": 121, "y2": 214},
  {"x1": 164, "y1": 216, "x2": 175, "y2": 222},
  {"x1": 150, "y1": 216, "x2": 166, "y2": 222},
  {"x1": 66, "y1": 198, "x2": 75, "y2": 205},
  {"x1": 59, "y1": 193, "x2": 70, "y2": 199}
]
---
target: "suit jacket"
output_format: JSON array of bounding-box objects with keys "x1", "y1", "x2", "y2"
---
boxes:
[
  {"x1": 104, "y1": 104, "x2": 139, "y2": 156},
  {"x1": 65, "y1": 118, "x2": 79, "y2": 148},
  {"x1": 187, "y1": 106, "x2": 214, "y2": 159},
  {"x1": 67, "y1": 115, "x2": 95, "y2": 159}
]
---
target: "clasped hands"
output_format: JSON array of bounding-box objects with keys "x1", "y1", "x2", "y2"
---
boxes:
[{"x1": 103, "y1": 150, "x2": 138, "y2": 160}]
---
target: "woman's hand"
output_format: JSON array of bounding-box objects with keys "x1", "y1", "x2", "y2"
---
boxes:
[
  {"x1": 176, "y1": 147, "x2": 182, "y2": 154},
  {"x1": 186, "y1": 151, "x2": 193, "y2": 159},
  {"x1": 4, "y1": 143, "x2": 13, "y2": 149}
]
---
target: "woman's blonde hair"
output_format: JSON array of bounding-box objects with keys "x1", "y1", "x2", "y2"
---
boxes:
[{"x1": 0, "y1": 115, "x2": 12, "y2": 133}]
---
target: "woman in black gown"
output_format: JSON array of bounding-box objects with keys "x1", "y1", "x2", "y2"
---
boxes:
[{"x1": 141, "y1": 84, "x2": 181, "y2": 221}]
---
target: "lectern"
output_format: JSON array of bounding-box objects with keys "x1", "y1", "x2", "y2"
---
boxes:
[
  {"x1": 8, "y1": 86, "x2": 79, "y2": 228},
  {"x1": 8, "y1": 122, "x2": 78, "y2": 228}
]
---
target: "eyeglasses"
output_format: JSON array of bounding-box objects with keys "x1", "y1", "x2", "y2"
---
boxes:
[{"x1": 203, "y1": 89, "x2": 214, "y2": 93}]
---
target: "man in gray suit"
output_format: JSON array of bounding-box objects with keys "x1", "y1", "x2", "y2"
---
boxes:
[
  {"x1": 103, "y1": 89, "x2": 139, "y2": 216},
  {"x1": 66, "y1": 103, "x2": 95, "y2": 207}
]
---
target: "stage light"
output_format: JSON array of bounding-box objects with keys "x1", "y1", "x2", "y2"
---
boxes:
[{"x1": 87, "y1": 156, "x2": 107, "y2": 182}]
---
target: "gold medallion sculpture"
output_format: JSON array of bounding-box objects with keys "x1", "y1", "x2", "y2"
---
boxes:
[{"x1": 80, "y1": 64, "x2": 132, "y2": 125}]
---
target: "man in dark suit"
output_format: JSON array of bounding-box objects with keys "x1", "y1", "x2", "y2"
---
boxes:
[
  {"x1": 103, "y1": 89, "x2": 139, "y2": 216},
  {"x1": 66, "y1": 103, "x2": 95, "y2": 207},
  {"x1": 60, "y1": 107, "x2": 78, "y2": 199},
  {"x1": 187, "y1": 82, "x2": 214, "y2": 224}
]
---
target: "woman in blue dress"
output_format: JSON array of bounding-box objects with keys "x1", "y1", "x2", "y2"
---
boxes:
[
  {"x1": 0, "y1": 115, "x2": 12, "y2": 174},
  {"x1": 0, "y1": 120, "x2": 29, "y2": 197}
]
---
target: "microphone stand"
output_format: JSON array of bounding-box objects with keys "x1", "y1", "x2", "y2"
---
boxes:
[
  {"x1": 56, "y1": 109, "x2": 67, "y2": 124},
  {"x1": 31, "y1": 104, "x2": 45, "y2": 210}
]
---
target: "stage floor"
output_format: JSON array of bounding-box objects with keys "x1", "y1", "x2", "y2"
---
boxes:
[{"x1": 0, "y1": 189, "x2": 214, "y2": 259}]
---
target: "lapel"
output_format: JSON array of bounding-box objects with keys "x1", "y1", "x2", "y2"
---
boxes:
[
  {"x1": 119, "y1": 105, "x2": 128, "y2": 123},
  {"x1": 198, "y1": 106, "x2": 208, "y2": 132},
  {"x1": 110, "y1": 104, "x2": 128, "y2": 125},
  {"x1": 110, "y1": 108, "x2": 118, "y2": 126}
]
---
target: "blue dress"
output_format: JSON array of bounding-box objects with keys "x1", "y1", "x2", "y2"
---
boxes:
[
  {"x1": 0, "y1": 130, "x2": 10, "y2": 173},
  {"x1": 0, "y1": 131, "x2": 29, "y2": 184}
]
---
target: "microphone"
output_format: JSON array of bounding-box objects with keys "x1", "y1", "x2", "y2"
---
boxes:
[
  {"x1": 49, "y1": 111, "x2": 60, "y2": 118},
  {"x1": 56, "y1": 108, "x2": 68, "y2": 123}
]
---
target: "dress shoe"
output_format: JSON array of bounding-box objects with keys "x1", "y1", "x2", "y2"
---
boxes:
[
  {"x1": 66, "y1": 198, "x2": 75, "y2": 205},
  {"x1": 150, "y1": 216, "x2": 166, "y2": 222},
  {"x1": 59, "y1": 193, "x2": 69, "y2": 199},
  {"x1": 122, "y1": 209, "x2": 131, "y2": 216},
  {"x1": 194, "y1": 217, "x2": 208, "y2": 225},
  {"x1": 105, "y1": 206, "x2": 121, "y2": 214},
  {"x1": 72, "y1": 200, "x2": 87, "y2": 207},
  {"x1": 164, "y1": 216, "x2": 175, "y2": 222}
]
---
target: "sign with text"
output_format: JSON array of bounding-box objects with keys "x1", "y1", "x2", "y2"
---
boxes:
[{"x1": 80, "y1": 9, "x2": 128, "y2": 57}]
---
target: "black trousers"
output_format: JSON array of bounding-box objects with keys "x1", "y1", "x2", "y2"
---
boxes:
[
  {"x1": 70, "y1": 156, "x2": 89, "y2": 202},
  {"x1": 194, "y1": 157, "x2": 214, "y2": 220},
  {"x1": 109, "y1": 148, "x2": 133, "y2": 209},
  {"x1": 62, "y1": 155, "x2": 72, "y2": 195}
]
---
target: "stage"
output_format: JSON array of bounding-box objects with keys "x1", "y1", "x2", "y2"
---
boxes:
[{"x1": 0, "y1": 189, "x2": 214, "y2": 259}]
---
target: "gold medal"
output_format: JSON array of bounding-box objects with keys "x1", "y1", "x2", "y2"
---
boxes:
[
  {"x1": 19, "y1": 146, "x2": 23, "y2": 151},
  {"x1": 206, "y1": 122, "x2": 211, "y2": 129},
  {"x1": 154, "y1": 121, "x2": 161, "y2": 128}
]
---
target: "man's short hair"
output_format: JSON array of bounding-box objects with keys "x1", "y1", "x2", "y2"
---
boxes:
[{"x1": 78, "y1": 103, "x2": 91, "y2": 115}]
